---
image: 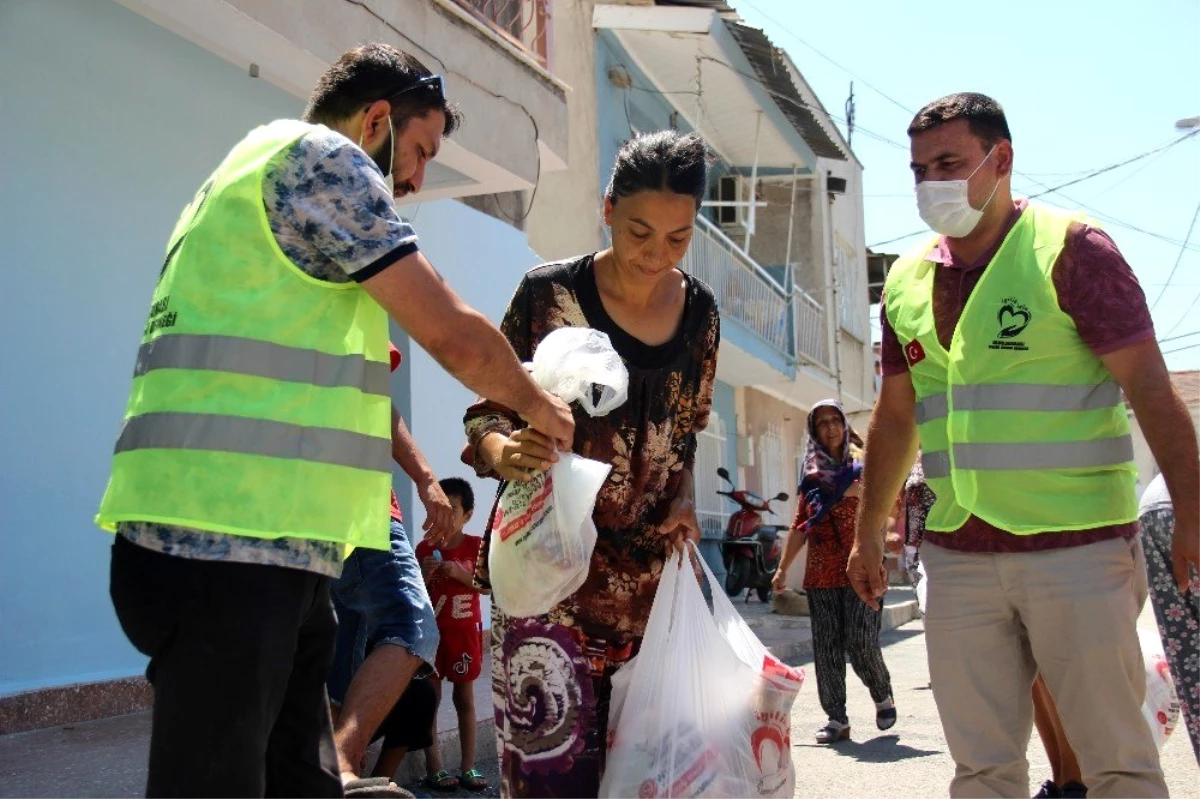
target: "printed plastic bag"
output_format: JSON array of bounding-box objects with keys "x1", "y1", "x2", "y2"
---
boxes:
[
  {"x1": 489, "y1": 327, "x2": 629, "y2": 618},
  {"x1": 489, "y1": 454, "x2": 611, "y2": 618},
  {"x1": 1139, "y1": 628, "x2": 1181, "y2": 748},
  {"x1": 601, "y1": 543, "x2": 806, "y2": 798}
]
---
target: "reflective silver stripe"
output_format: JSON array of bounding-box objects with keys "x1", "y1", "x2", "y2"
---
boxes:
[
  {"x1": 916, "y1": 393, "x2": 949, "y2": 425},
  {"x1": 953, "y1": 381, "x2": 1121, "y2": 413},
  {"x1": 922, "y1": 450, "x2": 951, "y2": 480},
  {"x1": 135, "y1": 334, "x2": 390, "y2": 396},
  {"x1": 953, "y1": 435, "x2": 1133, "y2": 472},
  {"x1": 115, "y1": 412, "x2": 390, "y2": 473}
]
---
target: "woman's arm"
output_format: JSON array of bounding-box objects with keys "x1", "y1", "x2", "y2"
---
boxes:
[{"x1": 462, "y1": 278, "x2": 538, "y2": 479}]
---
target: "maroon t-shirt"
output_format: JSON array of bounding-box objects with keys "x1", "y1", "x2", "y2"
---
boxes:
[{"x1": 879, "y1": 199, "x2": 1152, "y2": 553}]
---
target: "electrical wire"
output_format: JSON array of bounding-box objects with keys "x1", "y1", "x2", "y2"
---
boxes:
[
  {"x1": 869, "y1": 135, "x2": 1200, "y2": 250},
  {"x1": 1158, "y1": 331, "x2": 1200, "y2": 345},
  {"x1": 738, "y1": 0, "x2": 915, "y2": 117},
  {"x1": 1149, "y1": 200, "x2": 1200, "y2": 312},
  {"x1": 678, "y1": 51, "x2": 1200, "y2": 255},
  {"x1": 1160, "y1": 342, "x2": 1199, "y2": 356}
]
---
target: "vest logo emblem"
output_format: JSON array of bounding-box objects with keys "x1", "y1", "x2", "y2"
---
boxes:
[
  {"x1": 904, "y1": 339, "x2": 926, "y2": 366},
  {"x1": 989, "y1": 297, "x2": 1031, "y2": 352}
]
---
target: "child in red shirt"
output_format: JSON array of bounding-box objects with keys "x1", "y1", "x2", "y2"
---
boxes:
[{"x1": 415, "y1": 478, "x2": 486, "y2": 792}]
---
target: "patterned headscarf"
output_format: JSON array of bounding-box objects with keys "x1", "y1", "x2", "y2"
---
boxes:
[{"x1": 796, "y1": 399, "x2": 862, "y2": 534}]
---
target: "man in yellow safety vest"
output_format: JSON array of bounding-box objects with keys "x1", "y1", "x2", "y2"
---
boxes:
[
  {"x1": 98, "y1": 43, "x2": 573, "y2": 798},
  {"x1": 848, "y1": 92, "x2": 1198, "y2": 799}
]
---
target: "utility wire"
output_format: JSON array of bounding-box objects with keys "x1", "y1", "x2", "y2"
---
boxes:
[
  {"x1": 725, "y1": 3, "x2": 1200, "y2": 256},
  {"x1": 1158, "y1": 331, "x2": 1200, "y2": 345},
  {"x1": 1160, "y1": 342, "x2": 1199, "y2": 356},
  {"x1": 869, "y1": 134, "x2": 1200, "y2": 250},
  {"x1": 1149, "y1": 200, "x2": 1200, "y2": 312}
]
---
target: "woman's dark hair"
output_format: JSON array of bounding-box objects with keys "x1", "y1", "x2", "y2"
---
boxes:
[
  {"x1": 303, "y1": 43, "x2": 462, "y2": 136},
  {"x1": 606, "y1": 131, "x2": 710, "y2": 210},
  {"x1": 438, "y1": 477, "x2": 475, "y2": 514}
]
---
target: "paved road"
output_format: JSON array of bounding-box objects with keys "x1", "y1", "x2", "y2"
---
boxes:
[{"x1": 785, "y1": 616, "x2": 1199, "y2": 798}]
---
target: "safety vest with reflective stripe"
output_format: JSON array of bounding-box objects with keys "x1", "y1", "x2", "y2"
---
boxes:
[
  {"x1": 884, "y1": 202, "x2": 1137, "y2": 534},
  {"x1": 96, "y1": 120, "x2": 392, "y2": 550}
]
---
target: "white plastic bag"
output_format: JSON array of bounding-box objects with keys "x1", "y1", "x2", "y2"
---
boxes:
[
  {"x1": 1139, "y1": 628, "x2": 1181, "y2": 748},
  {"x1": 527, "y1": 327, "x2": 628, "y2": 417},
  {"x1": 489, "y1": 327, "x2": 629, "y2": 618},
  {"x1": 601, "y1": 543, "x2": 806, "y2": 799},
  {"x1": 489, "y1": 454, "x2": 611, "y2": 618}
]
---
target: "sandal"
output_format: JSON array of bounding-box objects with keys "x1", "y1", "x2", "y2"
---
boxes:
[
  {"x1": 422, "y1": 771, "x2": 460, "y2": 792},
  {"x1": 815, "y1": 721, "x2": 850, "y2": 744},
  {"x1": 460, "y1": 768, "x2": 489, "y2": 792}
]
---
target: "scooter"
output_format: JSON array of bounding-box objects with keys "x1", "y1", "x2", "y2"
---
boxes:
[{"x1": 716, "y1": 467, "x2": 789, "y2": 602}]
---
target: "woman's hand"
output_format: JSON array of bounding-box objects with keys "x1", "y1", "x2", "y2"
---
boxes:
[
  {"x1": 480, "y1": 428, "x2": 559, "y2": 482},
  {"x1": 772, "y1": 567, "x2": 789, "y2": 593},
  {"x1": 658, "y1": 495, "x2": 701, "y2": 555}
]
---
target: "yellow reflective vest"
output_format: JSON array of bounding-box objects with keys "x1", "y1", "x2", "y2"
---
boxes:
[
  {"x1": 884, "y1": 202, "x2": 1137, "y2": 534},
  {"x1": 96, "y1": 120, "x2": 392, "y2": 550}
]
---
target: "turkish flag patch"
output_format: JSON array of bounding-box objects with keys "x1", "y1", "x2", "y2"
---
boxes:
[{"x1": 904, "y1": 339, "x2": 926, "y2": 366}]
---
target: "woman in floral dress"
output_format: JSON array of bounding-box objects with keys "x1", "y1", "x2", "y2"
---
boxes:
[
  {"x1": 461, "y1": 131, "x2": 720, "y2": 797},
  {"x1": 1140, "y1": 473, "x2": 1199, "y2": 763}
]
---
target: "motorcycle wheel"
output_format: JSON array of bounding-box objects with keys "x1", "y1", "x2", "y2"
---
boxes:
[
  {"x1": 756, "y1": 585, "x2": 771, "y2": 603},
  {"x1": 725, "y1": 557, "x2": 751, "y2": 597}
]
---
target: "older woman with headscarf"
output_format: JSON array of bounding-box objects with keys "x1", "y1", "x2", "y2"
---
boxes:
[{"x1": 773, "y1": 399, "x2": 896, "y2": 743}]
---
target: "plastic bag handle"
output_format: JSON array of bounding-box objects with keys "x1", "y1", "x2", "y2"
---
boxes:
[
  {"x1": 639, "y1": 545, "x2": 685, "y2": 653},
  {"x1": 687, "y1": 541, "x2": 745, "y2": 626}
]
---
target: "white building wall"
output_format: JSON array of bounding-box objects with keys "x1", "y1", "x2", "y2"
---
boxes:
[
  {"x1": 0, "y1": 0, "x2": 537, "y2": 693},
  {"x1": 0, "y1": 0, "x2": 308, "y2": 695}
]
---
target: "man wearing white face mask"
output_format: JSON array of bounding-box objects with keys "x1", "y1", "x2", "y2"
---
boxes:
[
  {"x1": 846, "y1": 92, "x2": 1199, "y2": 798},
  {"x1": 99, "y1": 42, "x2": 574, "y2": 798}
]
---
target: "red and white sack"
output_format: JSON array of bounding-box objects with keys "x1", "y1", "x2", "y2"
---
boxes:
[{"x1": 601, "y1": 543, "x2": 806, "y2": 798}]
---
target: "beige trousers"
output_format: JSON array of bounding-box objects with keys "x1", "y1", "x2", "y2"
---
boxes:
[{"x1": 922, "y1": 536, "x2": 1165, "y2": 798}]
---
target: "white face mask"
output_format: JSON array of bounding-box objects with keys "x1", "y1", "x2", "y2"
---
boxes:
[
  {"x1": 915, "y1": 145, "x2": 1000, "y2": 237},
  {"x1": 359, "y1": 115, "x2": 396, "y2": 198}
]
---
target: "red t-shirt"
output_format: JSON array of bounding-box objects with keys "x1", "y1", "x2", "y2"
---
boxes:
[
  {"x1": 388, "y1": 343, "x2": 402, "y2": 523},
  {"x1": 415, "y1": 535, "x2": 484, "y2": 628},
  {"x1": 879, "y1": 199, "x2": 1151, "y2": 553}
]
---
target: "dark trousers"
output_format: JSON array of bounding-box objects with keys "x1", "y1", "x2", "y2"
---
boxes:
[
  {"x1": 110, "y1": 535, "x2": 343, "y2": 798},
  {"x1": 808, "y1": 585, "x2": 893, "y2": 725}
]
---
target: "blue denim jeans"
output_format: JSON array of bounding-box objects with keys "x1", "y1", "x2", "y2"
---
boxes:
[{"x1": 327, "y1": 520, "x2": 438, "y2": 703}]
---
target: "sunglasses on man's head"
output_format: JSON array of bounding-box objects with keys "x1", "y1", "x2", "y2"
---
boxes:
[{"x1": 384, "y1": 73, "x2": 446, "y2": 105}]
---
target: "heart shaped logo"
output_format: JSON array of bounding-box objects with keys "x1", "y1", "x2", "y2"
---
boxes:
[{"x1": 997, "y1": 304, "x2": 1030, "y2": 339}]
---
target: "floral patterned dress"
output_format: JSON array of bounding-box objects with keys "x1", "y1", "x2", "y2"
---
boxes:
[
  {"x1": 463, "y1": 255, "x2": 719, "y2": 797},
  {"x1": 1139, "y1": 476, "x2": 1200, "y2": 763}
]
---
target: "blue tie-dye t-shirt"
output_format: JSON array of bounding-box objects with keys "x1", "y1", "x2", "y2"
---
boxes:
[{"x1": 118, "y1": 125, "x2": 419, "y2": 577}]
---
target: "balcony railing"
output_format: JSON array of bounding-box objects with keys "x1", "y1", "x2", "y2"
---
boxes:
[
  {"x1": 792, "y1": 284, "x2": 830, "y2": 368},
  {"x1": 450, "y1": 0, "x2": 552, "y2": 70},
  {"x1": 682, "y1": 215, "x2": 831, "y2": 372}
]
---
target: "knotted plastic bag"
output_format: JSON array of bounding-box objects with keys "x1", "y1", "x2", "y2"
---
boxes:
[
  {"x1": 489, "y1": 327, "x2": 629, "y2": 618},
  {"x1": 601, "y1": 544, "x2": 806, "y2": 798}
]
